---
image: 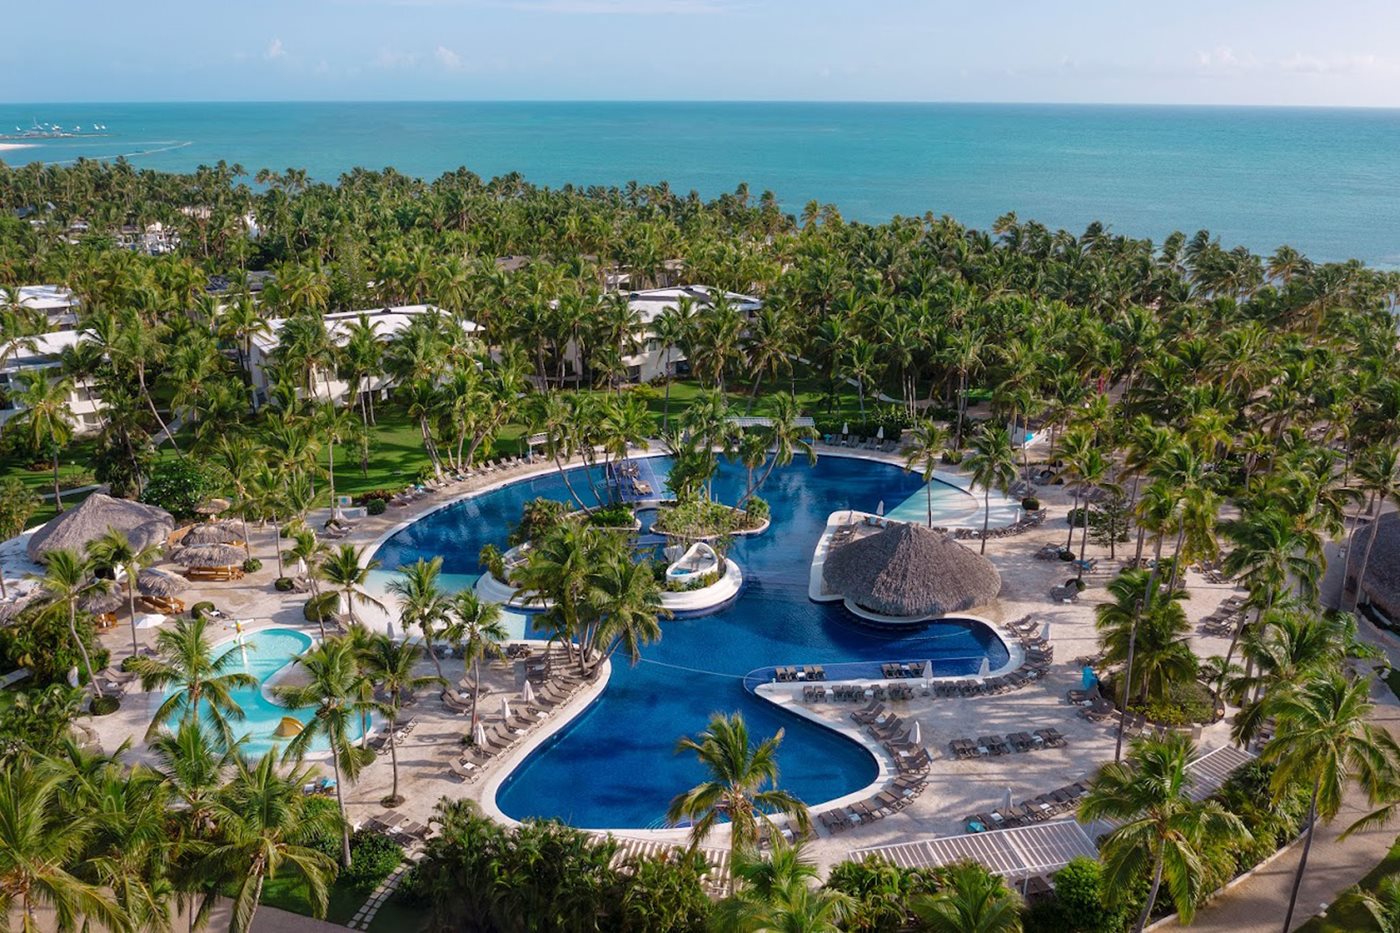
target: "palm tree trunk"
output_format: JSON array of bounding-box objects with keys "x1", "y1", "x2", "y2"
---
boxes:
[
  {"x1": 980, "y1": 488, "x2": 991, "y2": 554},
  {"x1": 52, "y1": 447, "x2": 63, "y2": 511},
  {"x1": 927, "y1": 479, "x2": 933, "y2": 528},
  {"x1": 272, "y1": 520, "x2": 285, "y2": 578},
  {"x1": 330, "y1": 752, "x2": 352, "y2": 867},
  {"x1": 1134, "y1": 853, "x2": 1165, "y2": 933},
  {"x1": 139, "y1": 365, "x2": 181, "y2": 457},
  {"x1": 470, "y1": 655, "x2": 483, "y2": 734},
  {"x1": 127, "y1": 579, "x2": 140, "y2": 657},
  {"x1": 387, "y1": 706, "x2": 401, "y2": 803},
  {"x1": 69, "y1": 602, "x2": 102, "y2": 698},
  {"x1": 1281, "y1": 776, "x2": 1322, "y2": 933},
  {"x1": 1352, "y1": 500, "x2": 1382, "y2": 611},
  {"x1": 1067, "y1": 489, "x2": 1081, "y2": 550}
]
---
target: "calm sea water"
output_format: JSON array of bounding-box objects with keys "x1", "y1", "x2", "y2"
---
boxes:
[{"x1": 3, "y1": 101, "x2": 1399, "y2": 265}]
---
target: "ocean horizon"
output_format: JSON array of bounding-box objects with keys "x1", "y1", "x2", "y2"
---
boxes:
[{"x1": 4, "y1": 100, "x2": 1399, "y2": 267}]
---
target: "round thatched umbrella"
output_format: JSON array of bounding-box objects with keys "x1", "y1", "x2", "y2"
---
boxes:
[
  {"x1": 26, "y1": 494, "x2": 175, "y2": 562},
  {"x1": 171, "y1": 544, "x2": 245, "y2": 568},
  {"x1": 137, "y1": 568, "x2": 188, "y2": 597},
  {"x1": 181, "y1": 523, "x2": 242, "y2": 546},
  {"x1": 194, "y1": 498, "x2": 232, "y2": 518},
  {"x1": 823, "y1": 521, "x2": 1001, "y2": 619},
  {"x1": 80, "y1": 590, "x2": 125, "y2": 615}
]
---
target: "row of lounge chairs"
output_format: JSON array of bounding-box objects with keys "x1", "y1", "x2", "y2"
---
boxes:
[
  {"x1": 1195, "y1": 559, "x2": 1236, "y2": 585},
  {"x1": 823, "y1": 682, "x2": 918, "y2": 702},
  {"x1": 1199, "y1": 594, "x2": 1248, "y2": 636},
  {"x1": 949, "y1": 509, "x2": 1047, "y2": 542},
  {"x1": 817, "y1": 774, "x2": 927, "y2": 834},
  {"x1": 926, "y1": 671, "x2": 1041, "y2": 698},
  {"x1": 774, "y1": 665, "x2": 826, "y2": 682},
  {"x1": 448, "y1": 664, "x2": 597, "y2": 782},
  {"x1": 361, "y1": 810, "x2": 432, "y2": 848},
  {"x1": 821, "y1": 435, "x2": 901, "y2": 454},
  {"x1": 880, "y1": 662, "x2": 926, "y2": 679},
  {"x1": 365, "y1": 717, "x2": 418, "y2": 753},
  {"x1": 949, "y1": 728, "x2": 1065, "y2": 759},
  {"x1": 387, "y1": 456, "x2": 537, "y2": 509},
  {"x1": 965, "y1": 781, "x2": 1091, "y2": 832}
]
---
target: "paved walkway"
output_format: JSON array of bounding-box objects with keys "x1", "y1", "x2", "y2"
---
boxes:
[{"x1": 1187, "y1": 615, "x2": 1400, "y2": 931}]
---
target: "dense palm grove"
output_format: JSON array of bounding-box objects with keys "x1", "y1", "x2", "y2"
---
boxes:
[{"x1": 3, "y1": 155, "x2": 1400, "y2": 932}]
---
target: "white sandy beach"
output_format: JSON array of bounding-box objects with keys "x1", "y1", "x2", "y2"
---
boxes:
[{"x1": 0, "y1": 143, "x2": 35, "y2": 152}]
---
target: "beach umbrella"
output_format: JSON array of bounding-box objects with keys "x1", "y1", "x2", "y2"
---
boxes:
[
  {"x1": 841, "y1": 423, "x2": 849, "y2": 436},
  {"x1": 500, "y1": 697, "x2": 511, "y2": 721},
  {"x1": 137, "y1": 568, "x2": 187, "y2": 597},
  {"x1": 472, "y1": 721, "x2": 487, "y2": 747},
  {"x1": 921, "y1": 659, "x2": 934, "y2": 685},
  {"x1": 296, "y1": 558, "x2": 308, "y2": 577},
  {"x1": 909, "y1": 720, "x2": 922, "y2": 745},
  {"x1": 171, "y1": 544, "x2": 244, "y2": 568},
  {"x1": 68, "y1": 667, "x2": 79, "y2": 687},
  {"x1": 1041, "y1": 621, "x2": 1053, "y2": 644},
  {"x1": 521, "y1": 679, "x2": 536, "y2": 703},
  {"x1": 386, "y1": 621, "x2": 395, "y2": 640},
  {"x1": 876, "y1": 500, "x2": 885, "y2": 517},
  {"x1": 1082, "y1": 666, "x2": 1096, "y2": 690},
  {"x1": 181, "y1": 523, "x2": 242, "y2": 546},
  {"x1": 1003, "y1": 787, "x2": 1013, "y2": 809},
  {"x1": 978, "y1": 656, "x2": 990, "y2": 678},
  {"x1": 193, "y1": 498, "x2": 231, "y2": 517},
  {"x1": 81, "y1": 590, "x2": 124, "y2": 614},
  {"x1": 876, "y1": 425, "x2": 885, "y2": 440}
]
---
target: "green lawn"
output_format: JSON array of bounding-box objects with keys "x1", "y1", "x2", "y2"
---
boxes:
[
  {"x1": 257, "y1": 872, "x2": 368, "y2": 926},
  {"x1": 1296, "y1": 833, "x2": 1400, "y2": 932}
]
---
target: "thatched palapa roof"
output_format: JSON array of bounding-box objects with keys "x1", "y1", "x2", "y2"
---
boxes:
[
  {"x1": 180, "y1": 522, "x2": 242, "y2": 546},
  {"x1": 137, "y1": 568, "x2": 188, "y2": 597},
  {"x1": 1350, "y1": 513, "x2": 1400, "y2": 620},
  {"x1": 27, "y1": 494, "x2": 174, "y2": 562},
  {"x1": 171, "y1": 544, "x2": 245, "y2": 568},
  {"x1": 823, "y1": 521, "x2": 1001, "y2": 619}
]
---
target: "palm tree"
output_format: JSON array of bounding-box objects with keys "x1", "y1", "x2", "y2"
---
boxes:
[
  {"x1": 131, "y1": 615, "x2": 258, "y2": 748},
  {"x1": 0, "y1": 478, "x2": 39, "y2": 600},
  {"x1": 273, "y1": 636, "x2": 375, "y2": 866},
  {"x1": 1264, "y1": 671, "x2": 1400, "y2": 933},
  {"x1": 386, "y1": 557, "x2": 453, "y2": 689},
  {"x1": 445, "y1": 590, "x2": 508, "y2": 733},
  {"x1": 963, "y1": 425, "x2": 1017, "y2": 554},
  {"x1": 29, "y1": 548, "x2": 109, "y2": 701},
  {"x1": 1080, "y1": 733, "x2": 1250, "y2": 931},
  {"x1": 1347, "y1": 445, "x2": 1400, "y2": 610},
  {"x1": 8, "y1": 370, "x2": 75, "y2": 509},
  {"x1": 86, "y1": 529, "x2": 162, "y2": 658},
  {"x1": 1221, "y1": 507, "x2": 1323, "y2": 669},
  {"x1": 652, "y1": 298, "x2": 695, "y2": 430},
  {"x1": 1095, "y1": 569, "x2": 1195, "y2": 705},
  {"x1": 188, "y1": 752, "x2": 340, "y2": 933},
  {"x1": 149, "y1": 717, "x2": 235, "y2": 841},
  {"x1": 713, "y1": 841, "x2": 853, "y2": 933},
  {"x1": 667, "y1": 712, "x2": 811, "y2": 891},
  {"x1": 587, "y1": 554, "x2": 669, "y2": 668},
  {"x1": 359, "y1": 634, "x2": 442, "y2": 806},
  {"x1": 1361, "y1": 875, "x2": 1400, "y2": 933},
  {"x1": 0, "y1": 756, "x2": 125, "y2": 932},
  {"x1": 910, "y1": 861, "x2": 1022, "y2": 933},
  {"x1": 1226, "y1": 609, "x2": 1349, "y2": 744},
  {"x1": 747, "y1": 392, "x2": 817, "y2": 504},
  {"x1": 317, "y1": 543, "x2": 385, "y2": 628},
  {"x1": 903, "y1": 419, "x2": 948, "y2": 528}
]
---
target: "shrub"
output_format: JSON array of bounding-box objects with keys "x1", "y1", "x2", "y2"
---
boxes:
[
  {"x1": 274, "y1": 576, "x2": 295, "y2": 592},
  {"x1": 342, "y1": 829, "x2": 404, "y2": 892},
  {"x1": 586, "y1": 504, "x2": 635, "y2": 528},
  {"x1": 0, "y1": 607, "x2": 109, "y2": 686},
  {"x1": 242, "y1": 558, "x2": 262, "y2": 573},
  {"x1": 304, "y1": 592, "x2": 339, "y2": 624},
  {"x1": 479, "y1": 543, "x2": 506, "y2": 580},
  {"x1": 190, "y1": 601, "x2": 216, "y2": 620},
  {"x1": 1021, "y1": 496, "x2": 1040, "y2": 511},
  {"x1": 941, "y1": 449, "x2": 963, "y2": 465},
  {"x1": 509, "y1": 497, "x2": 570, "y2": 546},
  {"x1": 140, "y1": 460, "x2": 218, "y2": 521},
  {"x1": 743, "y1": 497, "x2": 770, "y2": 523},
  {"x1": 1043, "y1": 857, "x2": 1129, "y2": 933},
  {"x1": 393, "y1": 863, "x2": 429, "y2": 908},
  {"x1": 366, "y1": 498, "x2": 387, "y2": 516},
  {"x1": 1067, "y1": 507, "x2": 1088, "y2": 527}
]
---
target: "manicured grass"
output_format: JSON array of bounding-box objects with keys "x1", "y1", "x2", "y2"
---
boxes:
[
  {"x1": 1296, "y1": 833, "x2": 1400, "y2": 932},
  {"x1": 364, "y1": 893, "x2": 429, "y2": 933},
  {"x1": 257, "y1": 872, "x2": 367, "y2": 926}
]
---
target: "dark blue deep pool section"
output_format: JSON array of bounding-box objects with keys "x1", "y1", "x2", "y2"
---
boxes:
[{"x1": 376, "y1": 456, "x2": 1009, "y2": 829}]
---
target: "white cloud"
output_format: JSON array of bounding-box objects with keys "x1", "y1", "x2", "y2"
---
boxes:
[
  {"x1": 264, "y1": 37, "x2": 287, "y2": 60},
  {"x1": 434, "y1": 45, "x2": 464, "y2": 70},
  {"x1": 375, "y1": 48, "x2": 422, "y2": 69}
]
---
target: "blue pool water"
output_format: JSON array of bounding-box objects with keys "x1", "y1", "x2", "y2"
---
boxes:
[
  {"x1": 376, "y1": 456, "x2": 1010, "y2": 828},
  {"x1": 166, "y1": 627, "x2": 369, "y2": 757}
]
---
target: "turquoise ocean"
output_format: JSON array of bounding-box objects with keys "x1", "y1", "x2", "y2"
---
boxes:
[{"x1": 2, "y1": 101, "x2": 1399, "y2": 266}]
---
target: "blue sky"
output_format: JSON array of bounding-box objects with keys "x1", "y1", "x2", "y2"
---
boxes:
[{"x1": 8, "y1": 0, "x2": 1400, "y2": 105}]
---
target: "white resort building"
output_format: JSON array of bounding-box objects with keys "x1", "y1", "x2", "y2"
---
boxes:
[
  {"x1": 0, "y1": 286, "x2": 105, "y2": 434},
  {"x1": 3, "y1": 284, "x2": 81, "y2": 330},
  {"x1": 247, "y1": 304, "x2": 481, "y2": 407},
  {"x1": 607, "y1": 285, "x2": 761, "y2": 383}
]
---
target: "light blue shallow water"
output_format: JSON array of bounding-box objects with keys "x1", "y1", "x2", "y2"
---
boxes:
[
  {"x1": 2, "y1": 102, "x2": 1398, "y2": 265},
  {"x1": 376, "y1": 456, "x2": 1010, "y2": 828},
  {"x1": 166, "y1": 627, "x2": 368, "y2": 757}
]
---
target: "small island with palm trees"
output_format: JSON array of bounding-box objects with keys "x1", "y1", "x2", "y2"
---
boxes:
[{"x1": 2, "y1": 156, "x2": 1399, "y2": 933}]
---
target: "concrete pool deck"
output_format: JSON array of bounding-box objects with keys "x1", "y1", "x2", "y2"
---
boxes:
[{"x1": 78, "y1": 444, "x2": 1252, "y2": 870}]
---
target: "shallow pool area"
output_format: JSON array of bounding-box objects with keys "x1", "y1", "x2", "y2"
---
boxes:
[
  {"x1": 165, "y1": 627, "x2": 369, "y2": 757},
  {"x1": 375, "y1": 455, "x2": 1012, "y2": 828}
]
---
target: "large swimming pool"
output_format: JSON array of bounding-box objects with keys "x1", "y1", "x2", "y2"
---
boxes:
[{"x1": 375, "y1": 455, "x2": 1010, "y2": 828}]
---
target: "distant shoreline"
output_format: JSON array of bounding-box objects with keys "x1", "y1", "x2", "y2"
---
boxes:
[{"x1": 0, "y1": 143, "x2": 35, "y2": 151}]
